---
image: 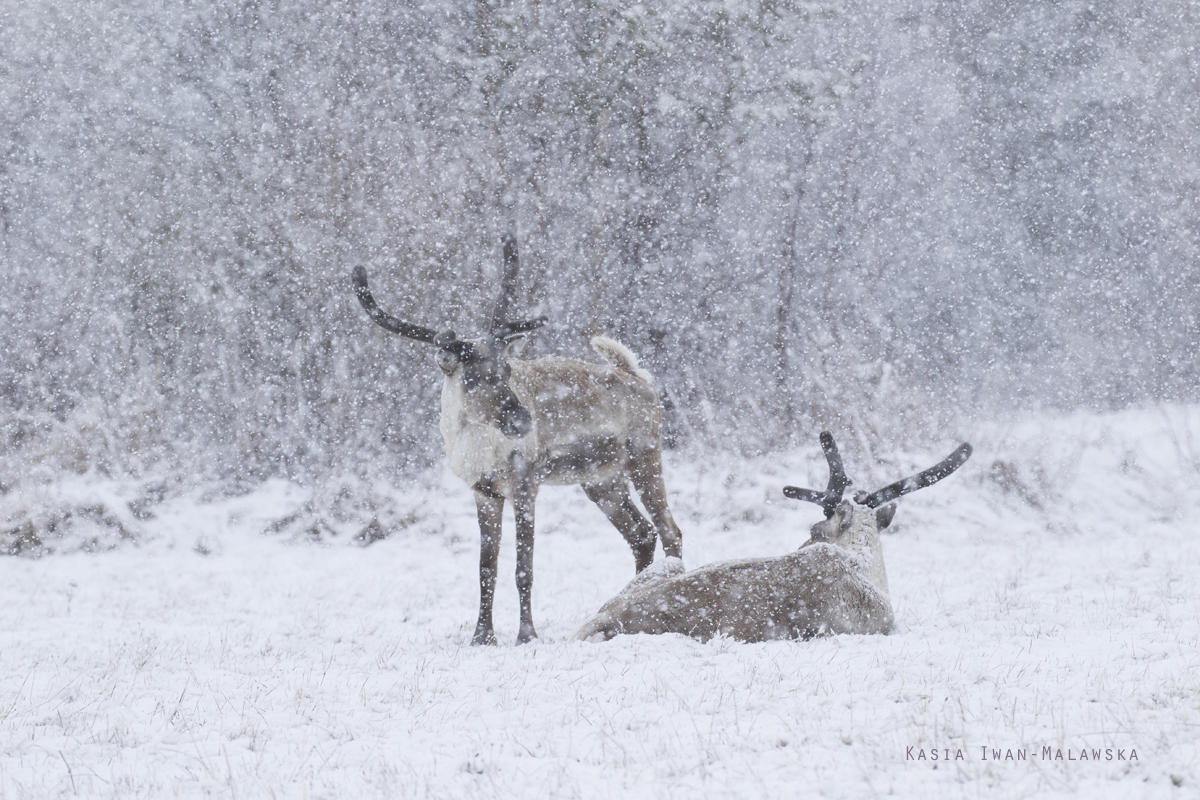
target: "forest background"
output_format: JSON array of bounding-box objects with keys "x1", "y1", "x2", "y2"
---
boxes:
[{"x1": 2, "y1": 0, "x2": 1196, "y2": 495}]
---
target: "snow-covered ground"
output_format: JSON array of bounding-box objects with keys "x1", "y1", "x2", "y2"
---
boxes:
[{"x1": 2, "y1": 406, "x2": 1198, "y2": 798}]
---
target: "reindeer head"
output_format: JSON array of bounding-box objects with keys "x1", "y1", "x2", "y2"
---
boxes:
[
  {"x1": 351, "y1": 232, "x2": 546, "y2": 439},
  {"x1": 785, "y1": 432, "x2": 972, "y2": 545}
]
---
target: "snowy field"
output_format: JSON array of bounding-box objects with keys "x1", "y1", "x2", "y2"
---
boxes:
[{"x1": 2, "y1": 406, "x2": 1198, "y2": 799}]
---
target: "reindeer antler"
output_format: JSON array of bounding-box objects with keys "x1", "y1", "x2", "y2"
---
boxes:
[
  {"x1": 854, "y1": 443, "x2": 973, "y2": 509},
  {"x1": 783, "y1": 432, "x2": 852, "y2": 518},
  {"x1": 352, "y1": 266, "x2": 479, "y2": 360},
  {"x1": 351, "y1": 266, "x2": 439, "y2": 344},
  {"x1": 489, "y1": 228, "x2": 547, "y2": 341}
]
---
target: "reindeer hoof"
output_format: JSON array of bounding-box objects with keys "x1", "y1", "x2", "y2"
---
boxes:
[
  {"x1": 471, "y1": 627, "x2": 498, "y2": 646},
  {"x1": 516, "y1": 626, "x2": 538, "y2": 645}
]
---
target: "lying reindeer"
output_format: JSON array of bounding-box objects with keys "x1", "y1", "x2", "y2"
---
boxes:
[
  {"x1": 573, "y1": 432, "x2": 971, "y2": 643},
  {"x1": 352, "y1": 231, "x2": 683, "y2": 645}
]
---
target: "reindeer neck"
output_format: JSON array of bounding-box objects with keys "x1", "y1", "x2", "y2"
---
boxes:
[
  {"x1": 438, "y1": 374, "x2": 534, "y2": 491},
  {"x1": 842, "y1": 503, "x2": 890, "y2": 596}
]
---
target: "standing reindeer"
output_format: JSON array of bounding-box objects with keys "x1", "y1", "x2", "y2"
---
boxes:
[
  {"x1": 352, "y1": 233, "x2": 683, "y2": 645},
  {"x1": 573, "y1": 432, "x2": 971, "y2": 643}
]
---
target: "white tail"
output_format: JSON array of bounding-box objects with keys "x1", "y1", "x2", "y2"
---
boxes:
[
  {"x1": 591, "y1": 336, "x2": 654, "y2": 385},
  {"x1": 574, "y1": 433, "x2": 971, "y2": 643},
  {"x1": 353, "y1": 231, "x2": 683, "y2": 645}
]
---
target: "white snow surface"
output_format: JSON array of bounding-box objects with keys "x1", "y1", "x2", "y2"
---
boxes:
[{"x1": 3, "y1": 406, "x2": 1199, "y2": 798}]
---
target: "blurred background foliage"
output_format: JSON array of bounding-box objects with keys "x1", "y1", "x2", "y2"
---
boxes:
[{"x1": 0, "y1": 0, "x2": 1196, "y2": 486}]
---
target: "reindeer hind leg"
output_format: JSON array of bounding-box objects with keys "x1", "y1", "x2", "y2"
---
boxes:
[
  {"x1": 628, "y1": 450, "x2": 683, "y2": 560},
  {"x1": 583, "y1": 480, "x2": 657, "y2": 572}
]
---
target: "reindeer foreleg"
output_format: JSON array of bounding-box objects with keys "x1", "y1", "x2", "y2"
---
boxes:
[{"x1": 472, "y1": 491, "x2": 504, "y2": 646}]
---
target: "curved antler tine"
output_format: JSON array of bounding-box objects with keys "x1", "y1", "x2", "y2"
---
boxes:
[
  {"x1": 351, "y1": 267, "x2": 438, "y2": 344},
  {"x1": 783, "y1": 486, "x2": 827, "y2": 504},
  {"x1": 495, "y1": 317, "x2": 548, "y2": 340},
  {"x1": 820, "y1": 431, "x2": 851, "y2": 509},
  {"x1": 857, "y1": 442, "x2": 973, "y2": 508},
  {"x1": 783, "y1": 432, "x2": 852, "y2": 517},
  {"x1": 490, "y1": 227, "x2": 521, "y2": 337}
]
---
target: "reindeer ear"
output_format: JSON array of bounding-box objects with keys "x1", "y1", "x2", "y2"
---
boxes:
[
  {"x1": 875, "y1": 503, "x2": 897, "y2": 530},
  {"x1": 502, "y1": 332, "x2": 530, "y2": 359}
]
